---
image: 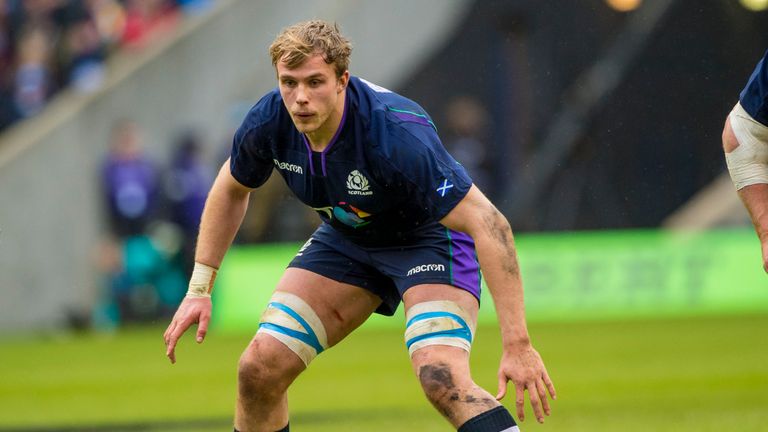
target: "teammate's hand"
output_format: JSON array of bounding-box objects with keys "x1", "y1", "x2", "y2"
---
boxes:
[
  {"x1": 495, "y1": 342, "x2": 556, "y2": 423},
  {"x1": 163, "y1": 296, "x2": 212, "y2": 363}
]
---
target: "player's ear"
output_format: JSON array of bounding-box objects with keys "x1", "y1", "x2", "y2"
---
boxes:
[{"x1": 337, "y1": 71, "x2": 349, "y2": 92}]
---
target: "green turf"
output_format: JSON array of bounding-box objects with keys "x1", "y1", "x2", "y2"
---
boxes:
[{"x1": 0, "y1": 314, "x2": 766, "y2": 431}]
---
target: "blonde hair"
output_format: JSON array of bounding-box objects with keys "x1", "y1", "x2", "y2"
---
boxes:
[{"x1": 269, "y1": 20, "x2": 352, "y2": 77}]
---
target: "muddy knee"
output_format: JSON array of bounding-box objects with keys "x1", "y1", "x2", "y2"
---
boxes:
[
  {"x1": 419, "y1": 362, "x2": 496, "y2": 404},
  {"x1": 418, "y1": 362, "x2": 459, "y2": 404}
]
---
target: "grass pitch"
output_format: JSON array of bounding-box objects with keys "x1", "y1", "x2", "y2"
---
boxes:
[{"x1": 0, "y1": 314, "x2": 766, "y2": 431}]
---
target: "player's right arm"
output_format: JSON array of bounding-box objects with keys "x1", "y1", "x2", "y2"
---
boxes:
[
  {"x1": 723, "y1": 116, "x2": 768, "y2": 273},
  {"x1": 163, "y1": 160, "x2": 254, "y2": 363}
]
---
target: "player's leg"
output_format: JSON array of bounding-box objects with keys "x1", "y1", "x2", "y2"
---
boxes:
[
  {"x1": 235, "y1": 267, "x2": 381, "y2": 432},
  {"x1": 403, "y1": 284, "x2": 518, "y2": 431}
]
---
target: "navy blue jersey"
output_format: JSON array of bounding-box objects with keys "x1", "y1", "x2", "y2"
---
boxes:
[
  {"x1": 230, "y1": 76, "x2": 473, "y2": 246},
  {"x1": 740, "y1": 49, "x2": 768, "y2": 126}
]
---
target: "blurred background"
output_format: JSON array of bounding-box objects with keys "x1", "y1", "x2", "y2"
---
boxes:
[{"x1": 0, "y1": 0, "x2": 767, "y2": 431}]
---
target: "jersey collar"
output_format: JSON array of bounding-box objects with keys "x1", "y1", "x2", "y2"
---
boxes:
[{"x1": 302, "y1": 88, "x2": 349, "y2": 176}]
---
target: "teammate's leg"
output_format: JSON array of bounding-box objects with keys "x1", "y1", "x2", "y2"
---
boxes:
[
  {"x1": 235, "y1": 268, "x2": 382, "y2": 432},
  {"x1": 403, "y1": 284, "x2": 518, "y2": 431}
]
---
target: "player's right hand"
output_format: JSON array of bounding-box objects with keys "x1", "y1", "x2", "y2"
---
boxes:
[{"x1": 163, "y1": 296, "x2": 212, "y2": 364}]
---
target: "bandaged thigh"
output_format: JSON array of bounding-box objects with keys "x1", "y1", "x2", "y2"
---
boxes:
[
  {"x1": 257, "y1": 291, "x2": 328, "y2": 366},
  {"x1": 404, "y1": 300, "x2": 475, "y2": 357},
  {"x1": 726, "y1": 102, "x2": 768, "y2": 190}
]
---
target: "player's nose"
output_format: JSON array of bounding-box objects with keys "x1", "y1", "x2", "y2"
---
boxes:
[{"x1": 295, "y1": 84, "x2": 309, "y2": 104}]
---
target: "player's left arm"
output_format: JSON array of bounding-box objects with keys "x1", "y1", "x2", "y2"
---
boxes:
[
  {"x1": 440, "y1": 185, "x2": 556, "y2": 423},
  {"x1": 738, "y1": 184, "x2": 768, "y2": 272},
  {"x1": 723, "y1": 116, "x2": 768, "y2": 273}
]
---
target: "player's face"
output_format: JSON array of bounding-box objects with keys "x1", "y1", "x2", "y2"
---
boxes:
[{"x1": 277, "y1": 53, "x2": 348, "y2": 139}]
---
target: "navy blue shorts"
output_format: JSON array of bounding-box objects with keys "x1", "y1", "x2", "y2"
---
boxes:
[{"x1": 288, "y1": 223, "x2": 482, "y2": 316}]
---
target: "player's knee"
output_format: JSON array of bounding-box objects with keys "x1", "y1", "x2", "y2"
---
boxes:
[
  {"x1": 416, "y1": 360, "x2": 463, "y2": 405},
  {"x1": 416, "y1": 358, "x2": 486, "y2": 397},
  {"x1": 237, "y1": 353, "x2": 277, "y2": 397},
  {"x1": 405, "y1": 300, "x2": 477, "y2": 406},
  {"x1": 237, "y1": 338, "x2": 301, "y2": 399},
  {"x1": 416, "y1": 360, "x2": 500, "y2": 425}
]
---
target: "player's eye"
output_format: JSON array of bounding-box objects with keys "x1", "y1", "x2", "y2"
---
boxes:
[
  {"x1": 309, "y1": 79, "x2": 323, "y2": 87},
  {"x1": 282, "y1": 80, "x2": 297, "y2": 88}
]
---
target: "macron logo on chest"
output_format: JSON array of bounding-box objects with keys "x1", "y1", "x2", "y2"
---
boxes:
[
  {"x1": 346, "y1": 170, "x2": 373, "y2": 196},
  {"x1": 274, "y1": 159, "x2": 303, "y2": 175}
]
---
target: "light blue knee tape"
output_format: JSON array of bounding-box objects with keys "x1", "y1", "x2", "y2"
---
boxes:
[
  {"x1": 257, "y1": 292, "x2": 328, "y2": 366},
  {"x1": 259, "y1": 302, "x2": 325, "y2": 354},
  {"x1": 404, "y1": 301, "x2": 474, "y2": 356}
]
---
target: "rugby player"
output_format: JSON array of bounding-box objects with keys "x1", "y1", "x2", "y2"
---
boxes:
[{"x1": 163, "y1": 20, "x2": 555, "y2": 432}]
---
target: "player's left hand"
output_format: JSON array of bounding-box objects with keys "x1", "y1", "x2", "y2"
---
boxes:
[{"x1": 495, "y1": 342, "x2": 556, "y2": 423}]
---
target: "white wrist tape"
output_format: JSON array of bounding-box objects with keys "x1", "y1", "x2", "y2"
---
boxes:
[
  {"x1": 186, "y1": 262, "x2": 217, "y2": 298},
  {"x1": 726, "y1": 102, "x2": 768, "y2": 190}
]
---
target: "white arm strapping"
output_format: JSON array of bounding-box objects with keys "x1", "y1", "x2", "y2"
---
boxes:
[{"x1": 726, "y1": 102, "x2": 768, "y2": 190}]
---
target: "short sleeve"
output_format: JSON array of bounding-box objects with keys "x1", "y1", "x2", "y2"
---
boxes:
[
  {"x1": 740, "y1": 49, "x2": 768, "y2": 127},
  {"x1": 229, "y1": 112, "x2": 274, "y2": 188},
  {"x1": 383, "y1": 125, "x2": 473, "y2": 220}
]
